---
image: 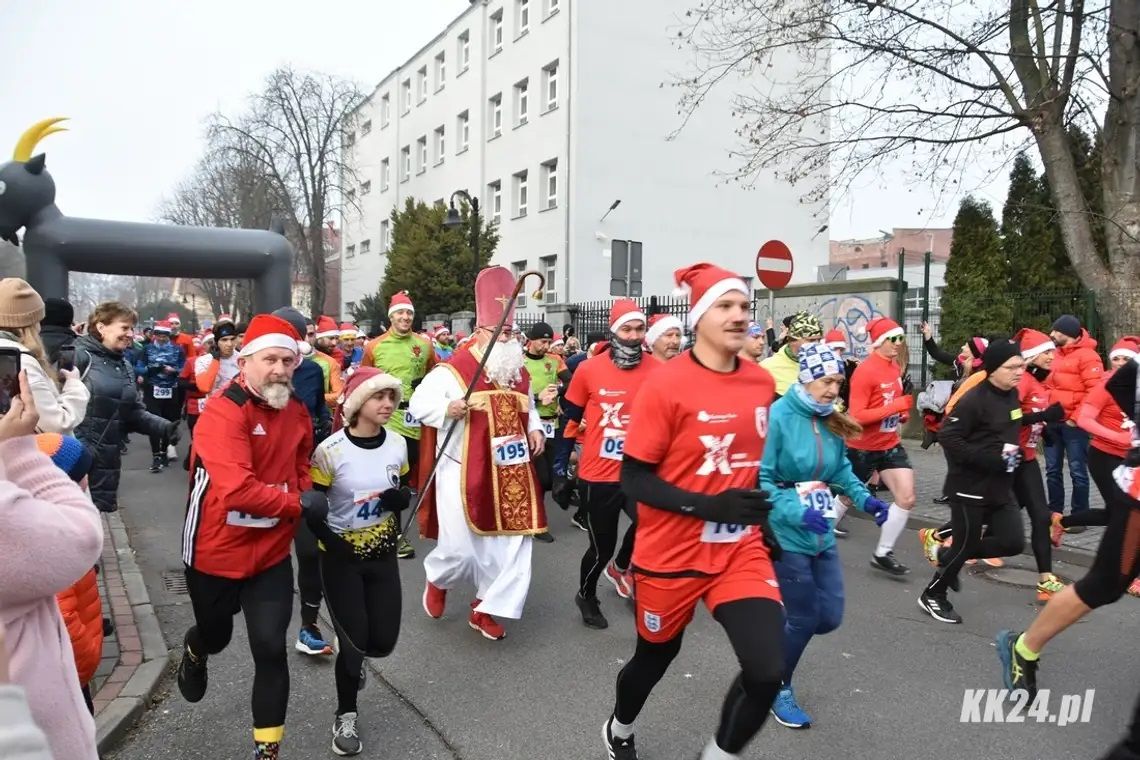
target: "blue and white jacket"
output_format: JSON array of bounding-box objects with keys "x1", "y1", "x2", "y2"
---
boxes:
[{"x1": 135, "y1": 341, "x2": 185, "y2": 389}]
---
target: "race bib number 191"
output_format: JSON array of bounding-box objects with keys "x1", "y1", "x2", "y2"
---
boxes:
[{"x1": 492, "y1": 434, "x2": 530, "y2": 467}]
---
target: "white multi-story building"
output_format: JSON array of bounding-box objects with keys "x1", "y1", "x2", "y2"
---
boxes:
[{"x1": 340, "y1": 0, "x2": 828, "y2": 317}]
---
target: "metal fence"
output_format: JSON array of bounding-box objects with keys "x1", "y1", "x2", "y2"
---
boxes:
[{"x1": 569, "y1": 296, "x2": 722, "y2": 342}]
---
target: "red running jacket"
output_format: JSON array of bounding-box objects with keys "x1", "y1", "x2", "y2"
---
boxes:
[
  {"x1": 1046, "y1": 330, "x2": 1104, "y2": 420},
  {"x1": 183, "y1": 378, "x2": 313, "y2": 579}
]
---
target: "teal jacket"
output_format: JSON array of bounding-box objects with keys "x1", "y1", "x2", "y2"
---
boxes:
[{"x1": 760, "y1": 387, "x2": 872, "y2": 556}]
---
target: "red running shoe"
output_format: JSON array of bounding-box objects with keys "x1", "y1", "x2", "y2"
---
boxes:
[
  {"x1": 423, "y1": 581, "x2": 446, "y2": 619},
  {"x1": 604, "y1": 561, "x2": 634, "y2": 599},
  {"x1": 469, "y1": 610, "x2": 507, "y2": 640}
]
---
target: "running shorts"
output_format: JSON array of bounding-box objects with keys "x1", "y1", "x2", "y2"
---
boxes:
[{"x1": 847, "y1": 444, "x2": 912, "y2": 482}]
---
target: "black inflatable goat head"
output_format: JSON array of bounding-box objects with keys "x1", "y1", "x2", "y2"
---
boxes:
[{"x1": 0, "y1": 117, "x2": 66, "y2": 245}]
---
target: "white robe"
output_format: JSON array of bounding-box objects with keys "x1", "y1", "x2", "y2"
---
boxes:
[{"x1": 408, "y1": 364, "x2": 543, "y2": 619}]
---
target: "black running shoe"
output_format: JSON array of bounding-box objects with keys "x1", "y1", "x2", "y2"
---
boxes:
[
  {"x1": 870, "y1": 552, "x2": 909, "y2": 575},
  {"x1": 332, "y1": 712, "x2": 362, "y2": 756},
  {"x1": 176, "y1": 631, "x2": 208, "y2": 703},
  {"x1": 932, "y1": 495, "x2": 950, "y2": 505},
  {"x1": 918, "y1": 590, "x2": 962, "y2": 623},
  {"x1": 996, "y1": 630, "x2": 1038, "y2": 700},
  {"x1": 576, "y1": 593, "x2": 609, "y2": 630},
  {"x1": 534, "y1": 531, "x2": 555, "y2": 544},
  {"x1": 572, "y1": 511, "x2": 589, "y2": 532},
  {"x1": 150, "y1": 456, "x2": 163, "y2": 474},
  {"x1": 602, "y1": 717, "x2": 638, "y2": 760}
]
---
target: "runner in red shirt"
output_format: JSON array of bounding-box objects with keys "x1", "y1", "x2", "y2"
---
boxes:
[
  {"x1": 564, "y1": 299, "x2": 657, "y2": 629},
  {"x1": 845, "y1": 317, "x2": 915, "y2": 575},
  {"x1": 602, "y1": 263, "x2": 781, "y2": 760}
]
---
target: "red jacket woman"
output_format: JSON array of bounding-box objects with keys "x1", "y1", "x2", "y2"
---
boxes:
[{"x1": 56, "y1": 569, "x2": 104, "y2": 686}]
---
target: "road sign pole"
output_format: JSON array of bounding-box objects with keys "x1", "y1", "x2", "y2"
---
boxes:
[{"x1": 768, "y1": 289, "x2": 774, "y2": 326}]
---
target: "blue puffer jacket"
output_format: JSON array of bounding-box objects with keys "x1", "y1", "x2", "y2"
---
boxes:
[
  {"x1": 135, "y1": 340, "x2": 184, "y2": 389},
  {"x1": 760, "y1": 387, "x2": 872, "y2": 556}
]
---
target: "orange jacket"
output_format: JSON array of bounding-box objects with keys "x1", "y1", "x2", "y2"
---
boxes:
[
  {"x1": 1046, "y1": 330, "x2": 1104, "y2": 420},
  {"x1": 56, "y1": 568, "x2": 104, "y2": 685},
  {"x1": 944, "y1": 371, "x2": 987, "y2": 417}
]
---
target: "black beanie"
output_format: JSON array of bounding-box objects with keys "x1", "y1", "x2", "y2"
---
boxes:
[
  {"x1": 983, "y1": 339, "x2": 1021, "y2": 374},
  {"x1": 42, "y1": 297, "x2": 74, "y2": 328},
  {"x1": 214, "y1": 321, "x2": 239, "y2": 340},
  {"x1": 526, "y1": 322, "x2": 554, "y2": 341},
  {"x1": 1051, "y1": 314, "x2": 1081, "y2": 339}
]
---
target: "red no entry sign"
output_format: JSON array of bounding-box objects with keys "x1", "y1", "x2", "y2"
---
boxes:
[{"x1": 755, "y1": 240, "x2": 794, "y2": 290}]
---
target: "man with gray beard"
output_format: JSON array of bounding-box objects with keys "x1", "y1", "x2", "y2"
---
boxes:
[
  {"x1": 178, "y1": 314, "x2": 327, "y2": 760},
  {"x1": 410, "y1": 266, "x2": 547, "y2": 641}
]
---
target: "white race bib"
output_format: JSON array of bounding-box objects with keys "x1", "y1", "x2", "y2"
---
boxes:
[
  {"x1": 880, "y1": 414, "x2": 899, "y2": 433},
  {"x1": 542, "y1": 420, "x2": 556, "y2": 439},
  {"x1": 1113, "y1": 463, "x2": 1137, "y2": 496},
  {"x1": 350, "y1": 489, "x2": 390, "y2": 530},
  {"x1": 701, "y1": 521, "x2": 749, "y2": 543},
  {"x1": 401, "y1": 410, "x2": 421, "y2": 429},
  {"x1": 599, "y1": 429, "x2": 626, "y2": 461},
  {"x1": 492, "y1": 434, "x2": 530, "y2": 467},
  {"x1": 796, "y1": 480, "x2": 835, "y2": 518},
  {"x1": 197, "y1": 397, "x2": 207, "y2": 414},
  {"x1": 153, "y1": 386, "x2": 173, "y2": 399},
  {"x1": 225, "y1": 511, "x2": 279, "y2": 529}
]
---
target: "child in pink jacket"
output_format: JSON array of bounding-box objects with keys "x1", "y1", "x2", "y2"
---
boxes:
[{"x1": 0, "y1": 373, "x2": 104, "y2": 760}]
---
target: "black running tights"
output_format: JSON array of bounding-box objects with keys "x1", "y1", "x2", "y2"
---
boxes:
[
  {"x1": 1064, "y1": 447, "x2": 1121, "y2": 529},
  {"x1": 613, "y1": 597, "x2": 783, "y2": 754},
  {"x1": 1012, "y1": 458, "x2": 1054, "y2": 574},
  {"x1": 926, "y1": 500, "x2": 1024, "y2": 596},
  {"x1": 320, "y1": 550, "x2": 402, "y2": 715},
  {"x1": 293, "y1": 521, "x2": 323, "y2": 627},
  {"x1": 579, "y1": 480, "x2": 636, "y2": 598}
]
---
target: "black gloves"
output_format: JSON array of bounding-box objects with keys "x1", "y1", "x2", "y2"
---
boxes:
[
  {"x1": 380, "y1": 487, "x2": 412, "y2": 513},
  {"x1": 1043, "y1": 403, "x2": 1065, "y2": 425},
  {"x1": 300, "y1": 490, "x2": 330, "y2": 525},
  {"x1": 686, "y1": 488, "x2": 773, "y2": 526}
]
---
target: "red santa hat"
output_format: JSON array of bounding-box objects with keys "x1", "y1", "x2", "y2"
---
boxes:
[
  {"x1": 166, "y1": 312, "x2": 182, "y2": 325},
  {"x1": 216, "y1": 313, "x2": 234, "y2": 326},
  {"x1": 1110, "y1": 336, "x2": 1140, "y2": 361},
  {"x1": 672, "y1": 263, "x2": 749, "y2": 327},
  {"x1": 315, "y1": 315, "x2": 340, "y2": 340},
  {"x1": 434, "y1": 325, "x2": 451, "y2": 337},
  {"x1": 339, "y1": 322, "x2": 358, "y2": 338},
  {"x1": 388, "y1": 291, "x2": 414, "y2": 317},
  {"x1": 338, "y1": 367, "x2": 404, "y2": 425},
  {"x1": 1014, "y1": 328, "x2": 1055, "y2": 359},
  {"x1": 861, "y1": 317, "x2": 905, "y2": 347},
  {"x1": 824, "y1": 329, "x2": 847, "y2": 351},
  {"x1": 152, "y1": 320, "x2": 173, "y2": 335},
  {"x1": 238, "y1": 314, "x2": 302, "y2": 358},
  {"x1": 609, "y1": 299, "x2": 647, "y2": 333},
  {"x1": 475, "y1": 266, "x2": 516, "y2": 328},
  {"x1": 646, "y1": 314, "x2": 683, "y2": 346}
]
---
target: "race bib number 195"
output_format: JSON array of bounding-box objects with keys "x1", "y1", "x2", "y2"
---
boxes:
[{"x1": 492, "y1": 434, "x2": 530, "y2": 467}]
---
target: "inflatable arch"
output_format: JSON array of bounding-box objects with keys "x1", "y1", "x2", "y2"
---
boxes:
[{"x1": 0, "y1": 118, "x2": 293, "y2": 311}]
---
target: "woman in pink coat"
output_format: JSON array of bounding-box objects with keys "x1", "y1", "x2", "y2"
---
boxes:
[{"x1": 0, "y1": 371, "x2": 104, "y2": 760}]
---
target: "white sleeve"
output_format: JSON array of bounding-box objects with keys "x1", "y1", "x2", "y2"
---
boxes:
[
  {"x1": 194, "y1": 354, "x2": 214, "y2": 376},
  {"x1": 408, "y1": 365, "x2": 461, "y2": 430},
  {"x1": 22, "y1": 355, "x2": 88, "y2": 435},
  {"x1": 527, "y1": 395, "x2": 543, "y2": 435}
]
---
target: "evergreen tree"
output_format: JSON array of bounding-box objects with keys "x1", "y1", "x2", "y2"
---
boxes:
[
  {"x1": 377, "y1": 198, "x2": 499, "y2": 321},
  {"x1": 940, "y1": 197, "x2": 1013, "y2": 351},
  {"x1": 137, "y1": 299, "x2": 197, "y2": 331}
]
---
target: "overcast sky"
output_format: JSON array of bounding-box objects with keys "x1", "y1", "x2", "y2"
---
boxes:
[{"x1": 1, "y1": 0, "x2": 1008, "y2": 242}]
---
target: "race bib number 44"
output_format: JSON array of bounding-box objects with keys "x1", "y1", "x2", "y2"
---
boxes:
[
  {"x1": 701, "y1": 521, "x2": 748, "y2": 543},
  {"x1": 153, "y1": 386, "x2": 173, "y2": 399},
  {"x1": 351, "y1": 490, "x2": 390, "y2": 530},
  {"x1": 600, "y1": 429, "x2": 626, "y2": 461},
  {"x1": 492, "y1": 434, "x2": 530, "y2": 467}
]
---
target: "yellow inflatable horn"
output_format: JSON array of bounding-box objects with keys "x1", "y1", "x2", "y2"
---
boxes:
[{"x1": 12, "y1": 117, "x2": 69, "y2": 162}]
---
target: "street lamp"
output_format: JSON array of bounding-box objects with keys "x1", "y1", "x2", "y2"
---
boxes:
[{"x1": 443, "y1": 189, "x2": 481, "y2": 295}]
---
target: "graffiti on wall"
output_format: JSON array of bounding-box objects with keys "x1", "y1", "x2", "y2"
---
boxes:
[{"x1": 755, "y1": 291, "x2": 889, "y2": 359}]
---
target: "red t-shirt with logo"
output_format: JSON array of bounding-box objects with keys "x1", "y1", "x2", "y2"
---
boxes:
[
  {"x1": 624, "y1": 351, "x2": 776, "y2": 576},
  {"x1": 564, "y1": 353, "x2": 658, "y2": 483},
  {"x1": 1084, "y1": 374, "x2": 1133, "y2": 458},
  {"x1": 1018, "y1": 371, "x2": 1051, "y2": 460},
  {"x1": 848, "y1": 352, "x2": 906, "y2": 452}
]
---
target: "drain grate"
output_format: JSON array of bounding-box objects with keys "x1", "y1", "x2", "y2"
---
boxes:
[{"x1": 162, "y1": 571, "x2": 189, "y2": 595}]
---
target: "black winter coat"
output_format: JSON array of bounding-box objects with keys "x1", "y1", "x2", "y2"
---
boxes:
[
  {"x1": 40, "y1": 324, "x2": 77, "y2": 366},
  {"x1": 73, "y1": 334, "x2": 170, "y2": 511}
]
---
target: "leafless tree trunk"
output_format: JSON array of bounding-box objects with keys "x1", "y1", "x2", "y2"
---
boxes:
[
  {"x1": 674, "y1": 0, "x2": 1138, "y2": 340},
  {"x1": 208, "y1": 67, "x2": 362, "y2": 318}
]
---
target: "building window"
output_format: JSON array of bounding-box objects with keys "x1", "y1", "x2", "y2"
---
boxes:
[
  {"x1": 380, "y1": 158, "x2": 390, "y2": 190},
  {"x1": 543, "y1": 61, "x2": 558, "y2": 111},
  {"x1": 345, "y1": 244, "x2": 356, "y2": 258},
  {"x1": 517, "y1": 0, "x2": 529, "y2": 35},
  {"x1": 457, "y1": 111, "x2": 470, "y2": 152},
  {"x1": 489, "y1": 93, "x2": 502, "y2": 137},
  {"x1": 402, "y1": 79, "x2": 411, "y2": 113},
  {"x1": 434, "y1": 126, "x2": 445, "y2": 164},
  {"x1": 380, "y1": 220, "x2": 390, "y2": 252},
  {"x1": 417, "y1": 136, "x2": 427, "y2": 173},
  {"x1": 541, "y1": 255, "x2": 556, "y2": 303},
  {"x1": 380, "y1": 94, "x2": 390, "y2": 126},
  {"x1": 546, "y1": 0, "x2": 559, "y2": 15},
  {"x1": 401, "y1": 146, "x2": 411, "y2": 181},
  {"x1": 515, "y1": 78, "x2": 529, "y2": 125},
  {"x1": 488, "y1": 180, "x2": 502, "y2": 224},
  {"x1": 361, "y1": 180, "x2": 371, "y2": 195},
  {"x1": 458, "y1": 31, "x2": 470, "y2": 71},
  {"x1": 417, "y1": 66, "x2": 428, "y2": 103},
  {"x1": 514, "y1": 170, "x2": 528, "y2": 217},
  {"x1": 360, "y1": 240, "x2": 371, "y2": 255},
  {"x1": 360, "y1": 119, "x2": 372, "y2": 136},
  {"x1": 542, "y1": 159, "x2": 557, "y2": 209},
  {"x1": 512, "y1": 260, "x2": 528, "y2": 307},
  {"x1": 434, "y1": 52, "x2": 446, "y2": 90},
  {"x1": 490, "y1": 10, "x2": 503, "y2": 53}
]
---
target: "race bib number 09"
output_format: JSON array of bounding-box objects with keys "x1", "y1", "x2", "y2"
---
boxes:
[
  {"x1": 600, "y1": 429, "x2": 626, "y2": 461},
  {"x1": 701, "y1": 521, "x2": 748, "y2": 543},
  {"x1": 492, "y1": 434, "x2": 530, "y2": 467},
  {"x1": 402, "y1": 410, "x2": 421, "y2": 429},
  {"x1": 796, "y1": 480, "x2": 836, "y2": 519},
  {"x1": 351, "y1": 490, "x2": 390, "y2": 530},
  {"x1": 153, "y1": 386, "x2": 173, "y2": 399}
]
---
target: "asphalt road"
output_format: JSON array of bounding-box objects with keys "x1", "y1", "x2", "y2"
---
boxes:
[{"x1": 107, "y1": 442, "x2": 1139, "y2": 760}]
